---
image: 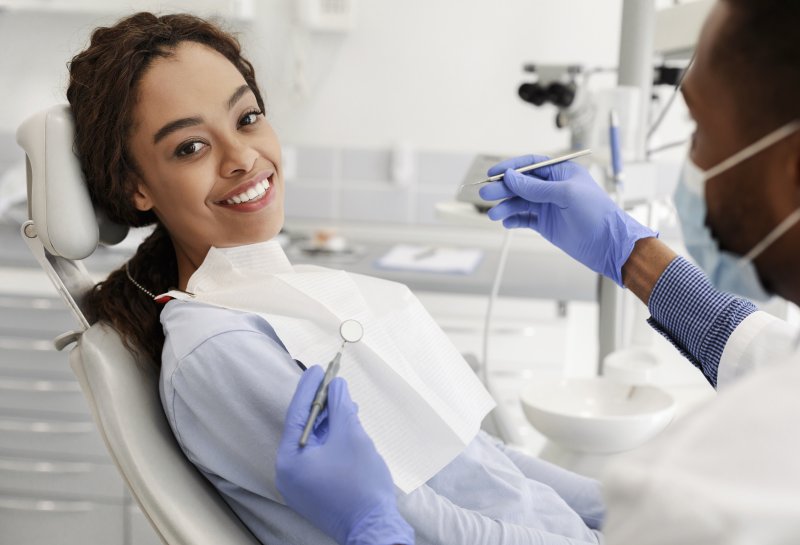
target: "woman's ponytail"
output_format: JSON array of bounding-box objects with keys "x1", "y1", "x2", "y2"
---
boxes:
[{"x1": 83, "y1": 224, "x2": 177, "y2": 367}]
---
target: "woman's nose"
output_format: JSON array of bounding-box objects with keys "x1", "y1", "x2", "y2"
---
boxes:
[{"x1": 219, "y1": 136, "x2": 258, "y2": 177}]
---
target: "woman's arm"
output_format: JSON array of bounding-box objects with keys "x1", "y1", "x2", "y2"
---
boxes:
[
  {"x1": 161, "y1": 304, "x2": 601, "y2": 545},
  {"x1": 165, "y1": 328, "x2": 302, "y2": 501},
  {"x1": 161, "y1": 316, "x2": 338, "y2": 544},
  {"x1": 398, "y1": 483, "x2": 600, "y2": 545},
  {"x1": 277, "y1": 366, "x2": 414, "y2": 545},
  {"x1": 275, "y1": 370, "x2": 600, "y2": 545},
  {"x1": 484, "y1": 434, "x2": 604, "y2": 530}
]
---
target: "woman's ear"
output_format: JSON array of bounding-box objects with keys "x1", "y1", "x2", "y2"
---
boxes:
[{"x1": 130, "y1": 173, "x2": 154, "y2": 212}]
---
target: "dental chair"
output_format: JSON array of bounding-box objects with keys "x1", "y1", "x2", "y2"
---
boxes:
[{"x1": 16, "y1": 105, "x2": 261, "y2": 545}]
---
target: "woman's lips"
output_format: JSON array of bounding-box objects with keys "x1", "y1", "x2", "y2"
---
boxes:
[
  {"x1": 221, "y1": 176, "x2": 271, "y2": 205},
  {"x1": 215, "y1": 174, "x2": 276, "y2": 212},
  {"x1": 215, "y1": 170, "x2": 274, "y2": 204}
]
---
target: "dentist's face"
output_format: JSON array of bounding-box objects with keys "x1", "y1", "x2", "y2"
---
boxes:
[
  {"x1": 681, "y1": 1, "x2": 800, "y2": 293},
  {"x1": 681, "y1": 2, "x2": 771, "y2": 259},
  {"x1": 128, "y1": 41, "x2": 284, "y2": 281}
]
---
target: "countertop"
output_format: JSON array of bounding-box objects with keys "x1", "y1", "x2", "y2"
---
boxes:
[{"x1": 0, "y1": 220, "x2": 599, "y2": 301}]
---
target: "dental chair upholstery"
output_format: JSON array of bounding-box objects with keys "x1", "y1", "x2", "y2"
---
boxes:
[{"x1": 16, "y1": 105, "x2": 261, "y2": 545}]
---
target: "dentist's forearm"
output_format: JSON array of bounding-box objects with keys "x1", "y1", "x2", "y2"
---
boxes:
[{"x1": 621, "y1": 237, "x2": 677, "y2": 305}]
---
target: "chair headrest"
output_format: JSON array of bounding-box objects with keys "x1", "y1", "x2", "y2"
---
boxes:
[{"x1": 16, "y1": 105, "x2": 128, "y2": 260}]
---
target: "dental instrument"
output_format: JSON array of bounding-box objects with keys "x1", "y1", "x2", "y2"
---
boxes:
[
  {"x1": 609, "y1": 110, "x2": 624, "y2": 192},
  {"x1": 299, "y1": 319, "x2": 364, "y2": 447},
  {"x1": 463, "y1": 149, "x2": 592, "y2": 187}
]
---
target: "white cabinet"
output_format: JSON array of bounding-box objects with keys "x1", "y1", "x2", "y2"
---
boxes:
[
  {"x1": 129, "y1": 504, "x2": 165, "y2": 545},
  {"x1": 0, "y1": 452, "x2": 126, "y2": 500},
  {"x1": 0, "y1": 496, "x2": 124, "y2": 545},
  {"x1": 0, "y1": 291, "x2": 157, "y2": 544}
]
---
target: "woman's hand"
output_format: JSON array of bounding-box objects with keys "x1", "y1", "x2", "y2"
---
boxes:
[{"x1": 276, "y1": 366, "x2": 415, "y2": 545}]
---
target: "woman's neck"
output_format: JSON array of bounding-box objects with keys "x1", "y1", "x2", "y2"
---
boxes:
[{"x1": 173, "y1": 242, "x2": 206, "y2": 291}]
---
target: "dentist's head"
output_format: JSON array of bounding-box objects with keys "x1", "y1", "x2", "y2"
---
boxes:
[
  {"x1": 66, "y1": 13, "x2": 283, "y2": 364},
  {"x1": 677, "y1": 0, "x2": 800, "y2": 302}
]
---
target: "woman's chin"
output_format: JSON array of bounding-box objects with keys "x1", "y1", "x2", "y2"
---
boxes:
[{"x1": 222, "y1": 226, "x2": 285, "y2": 248}]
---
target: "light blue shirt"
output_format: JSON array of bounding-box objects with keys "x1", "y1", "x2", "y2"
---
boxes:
[{"x1": 160, "y1": 300, "x2": 604, "y2": 545}]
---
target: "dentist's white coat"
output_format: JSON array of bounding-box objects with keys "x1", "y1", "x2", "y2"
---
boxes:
[{"x1": 603, "y1": 311, "x2": 800, "y2": 544}]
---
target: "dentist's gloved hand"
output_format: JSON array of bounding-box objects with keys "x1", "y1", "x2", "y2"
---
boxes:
[
  {"x1": 479, "y1": 154, "x2": 657, "y2": 286},
  {"x1": 276, "y1": 366, "x2": 414, "y2": 545}
]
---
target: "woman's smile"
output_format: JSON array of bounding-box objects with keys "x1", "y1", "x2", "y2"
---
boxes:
[
  {"x1": 127, "y1": 40, "x2": 285, "y2": 285},
  {"x1": 214, "y1": 170, "x2": 277, "y2": 212}
]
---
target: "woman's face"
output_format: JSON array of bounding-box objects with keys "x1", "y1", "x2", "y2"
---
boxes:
[{"x1": 128, "y1": 41, "x2": 283, "y2": 281}]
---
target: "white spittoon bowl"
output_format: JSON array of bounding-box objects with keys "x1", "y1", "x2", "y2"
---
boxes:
[{"x1": 520, "y1": 378, "x2": 676, "y2": 454}]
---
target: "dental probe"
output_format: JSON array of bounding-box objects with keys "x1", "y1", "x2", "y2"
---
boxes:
[
  {"x1": 299, "y1": 319, "x2": 364, "y2": 448},
  {"x1": 299, "y1": 343, "x2": 344, "y2": 448},
  {"x1": 463, "y1": 148, "x2": 592, "y2": 187}
]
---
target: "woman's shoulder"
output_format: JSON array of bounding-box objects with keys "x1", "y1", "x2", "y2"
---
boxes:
[
  {"x1": 161, "y1": 298, "x2": 266, "y2": 331},
  {"x1": 160, "y1": 299, "x2": 284, "y2": 364}
]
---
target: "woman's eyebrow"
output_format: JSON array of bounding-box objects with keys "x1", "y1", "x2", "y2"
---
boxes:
[
  {"x1": 227, "y1": 84, "x2": 251, "y2": 110},
  {"x1": 153, "y1": 116, "x2": 203, "y2": 144},
  {"x1": 152, "y1": 85, "x2": 252, "y2": 144}
]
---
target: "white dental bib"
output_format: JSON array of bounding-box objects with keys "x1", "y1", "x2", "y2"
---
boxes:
[{"x1": 160, "y1": 240, "x2": 495, "y2": 493}]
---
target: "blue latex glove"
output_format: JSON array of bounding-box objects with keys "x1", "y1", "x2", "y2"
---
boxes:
[
  {"x1": 276, "y1": 366, "x2": 415, "y2": 545},
  {"x1": 479, "y1": 154, "x2": 657, "y2": 286}
]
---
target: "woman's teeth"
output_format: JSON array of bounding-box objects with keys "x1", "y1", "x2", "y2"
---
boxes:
[{"x1": 225, "y1": 178, "x2": 271, "y2": 205}]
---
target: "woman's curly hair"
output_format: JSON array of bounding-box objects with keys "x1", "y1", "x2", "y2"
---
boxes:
[{"x1": 66, "y1": 12, "x2": 265, "y2": 366}]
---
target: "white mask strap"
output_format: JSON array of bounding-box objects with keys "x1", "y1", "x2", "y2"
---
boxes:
[
  {"x1": 741, "y1": 208, "x2": 800, "y2": 265},
  {"x1": 705, "y1": 121, "x2": 800, "y2": 181}
]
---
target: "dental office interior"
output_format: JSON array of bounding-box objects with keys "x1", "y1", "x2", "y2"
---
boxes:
[{"x1": 0, "y1": 0, "x2": 798, "y2": 543}]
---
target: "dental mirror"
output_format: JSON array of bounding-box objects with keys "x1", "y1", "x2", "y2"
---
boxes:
[
  {"x1": 299, "y1": 318, "x2": 365, "y2": 447},
  {"x1": 339, "y1": 319, "x2": 364, "y2": 344}
]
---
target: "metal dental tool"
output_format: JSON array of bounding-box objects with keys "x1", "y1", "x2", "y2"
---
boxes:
[
  {"x1": 461, "y1": 148, "x2": 592, "y2": 188},
  {"x1": 299, "y1": 319, "x2": 365, "y2": 448}
]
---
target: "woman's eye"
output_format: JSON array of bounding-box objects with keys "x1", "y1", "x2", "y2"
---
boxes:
[
  {"x1": 176, "y1": 141, "x2": 206, "y2": 157},
  {"x1": 239, "y1": 109, "x2": 263, "y2": 127}
]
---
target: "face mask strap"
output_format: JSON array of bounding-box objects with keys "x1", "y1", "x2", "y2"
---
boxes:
[
  {"x1": 705, "y1": 121, "x2": 800, "y2": 181},
  {"x1": 740, "y1": 208, "x2": 800, "y2": 265}
]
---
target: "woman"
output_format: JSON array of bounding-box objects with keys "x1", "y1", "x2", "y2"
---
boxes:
[{"x1": 68, "y1": 12, "x2": 604, "y2": 545}]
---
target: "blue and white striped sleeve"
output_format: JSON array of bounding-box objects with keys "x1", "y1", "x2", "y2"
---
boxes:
[{"x1": 645, "y1": 256, "x2": 757, "y2": 388}]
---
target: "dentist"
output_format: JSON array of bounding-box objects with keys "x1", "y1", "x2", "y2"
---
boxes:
[{"x1": 275, "y1": 0, "x2": 800, "y2": 543}]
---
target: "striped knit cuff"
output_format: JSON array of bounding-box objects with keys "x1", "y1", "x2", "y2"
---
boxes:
[{"x1": 646, "y1": 257, "x2": 757, "y2": 387}]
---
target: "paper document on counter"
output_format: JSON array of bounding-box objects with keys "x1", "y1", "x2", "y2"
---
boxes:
[{"x1": 376, "y1": 244, "x2": 483, "y2": 274}]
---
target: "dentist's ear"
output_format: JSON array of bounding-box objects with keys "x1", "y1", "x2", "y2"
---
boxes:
[{"x1": 130, "y1": 173, "x2": 154, "y2": 212}]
